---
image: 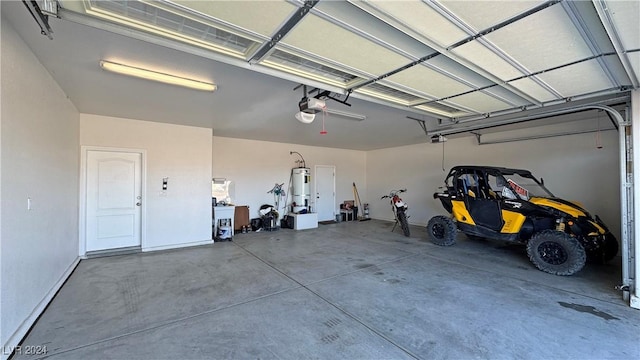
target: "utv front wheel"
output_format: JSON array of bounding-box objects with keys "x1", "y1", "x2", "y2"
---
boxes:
[
  {"x1": 427, "y1": 216, "x2": 456, "y2": 246},
  {"x1": 526, "y1": 230, "x2": 586, "y2": 276},
  {"x1": 586, "y1": 233, "x2": 619, "y2": 264},
  {"x1": 602, "y1": 233, "x2": 619, "y2": 263}
]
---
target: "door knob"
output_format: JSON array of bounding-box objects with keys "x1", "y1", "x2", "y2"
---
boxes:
[{"x1": 136, "y1": 202, "x2": 141, "y2": 206}]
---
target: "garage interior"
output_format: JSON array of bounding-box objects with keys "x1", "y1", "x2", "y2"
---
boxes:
[{"x1": 1, "y1": 0, "x2": 639, "y2": 359}]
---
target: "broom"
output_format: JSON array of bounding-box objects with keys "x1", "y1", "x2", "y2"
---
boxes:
[{"x1": 353, "y1": 182, "x2": 371, "y2": 221}]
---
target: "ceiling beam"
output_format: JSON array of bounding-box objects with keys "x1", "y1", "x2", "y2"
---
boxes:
[{"x1": 475, "y1": 127, "x2": 616, "y2": 146}]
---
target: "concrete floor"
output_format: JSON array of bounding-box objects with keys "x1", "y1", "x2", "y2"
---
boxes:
[{"x1": 14, "y1": 220, "x2": 640, "y2": 359}]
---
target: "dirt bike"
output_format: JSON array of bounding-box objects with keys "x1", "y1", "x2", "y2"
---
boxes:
[{"x1": 381, "y1": 189, "x2": 410, "y2": 237}]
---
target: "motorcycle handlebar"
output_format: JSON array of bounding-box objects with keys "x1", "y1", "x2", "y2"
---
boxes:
[{"x1": 381, "y1": 189, "x2": 407, "y2": 198}]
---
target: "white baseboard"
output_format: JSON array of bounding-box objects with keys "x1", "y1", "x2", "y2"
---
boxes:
[
  {"x1": 2, "y1": 257, "x2": 81, "y2": 360},
  {"x1": 142, "y1": 239, "x2": 213, "y2": 252}
]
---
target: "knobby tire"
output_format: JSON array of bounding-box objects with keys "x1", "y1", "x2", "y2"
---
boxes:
[{"x1": 397, "y1": 210, "x2": 410, "y2": 237}]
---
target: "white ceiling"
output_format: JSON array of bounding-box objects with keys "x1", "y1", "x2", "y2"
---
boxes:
[{"x1": 2, "y1": 0, "x2": 638, "y2": 150}]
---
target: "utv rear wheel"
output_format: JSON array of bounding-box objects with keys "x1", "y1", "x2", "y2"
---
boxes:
[
  {"x1": 397, "y1": 211, "x2": 410, "y2": 237},
  {"x1": 526, "y1": 230, "x2": 586, "y2": 276},
  {"x1": 427, "y1": 216, "x2": 456, "y2": 246}
]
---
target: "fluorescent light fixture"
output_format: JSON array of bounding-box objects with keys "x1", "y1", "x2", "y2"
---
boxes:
[
  {"x1": 99, "y1": 60, "x2": 217, "y2": 92},
  {"x1": 324, "y1": 108, "x2": 366, "y2": 121}
]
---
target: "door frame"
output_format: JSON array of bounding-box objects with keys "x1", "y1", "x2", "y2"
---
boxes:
[
  {"x1": 314, "y1": 165, "x2": 336, "y2": 222},
  {"x1": 79, "y1": 146, "x2": 147, "y2": 257}
]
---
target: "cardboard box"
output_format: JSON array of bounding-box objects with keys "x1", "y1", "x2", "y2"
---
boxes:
[{"x1": 234, "y1": 205, "x2": 250, "y2": 231}]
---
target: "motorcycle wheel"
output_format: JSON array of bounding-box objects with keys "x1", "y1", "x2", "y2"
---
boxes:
[{"x1": 397, "y1": 210, "x2": 410, "y2": 237}]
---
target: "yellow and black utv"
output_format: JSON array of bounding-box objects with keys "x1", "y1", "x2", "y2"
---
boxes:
[{"x1": 427, "y1": 165, "x2": 618, "y2": 276}]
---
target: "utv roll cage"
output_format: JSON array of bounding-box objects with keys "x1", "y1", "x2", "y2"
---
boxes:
[{"x1": 442, "y1": 165, "x2": 554, "y2": 200}]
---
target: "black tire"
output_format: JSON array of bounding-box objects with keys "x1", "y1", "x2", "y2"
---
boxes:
[
  {"x1": 526, "y1": 230, "x2": 586, "y2": 276},
  {"x1": 587, "y1": 233, "x2": 619, "y2": 264},
  {"x1": 397, "y1": 210, "x2": 410, "y2": 237},
  {"x1": 427, "y1": 216, "x2": 456, "y2": 246},
  {"x1": 603, "y1": 233, "x2": 619, "y2": 263}
]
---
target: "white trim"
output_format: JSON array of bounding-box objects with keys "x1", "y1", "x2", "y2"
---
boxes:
[
  {"x1": 79, "y1": 146, "x2": 147, "y2": 257},
  {"x1": 142, "y1": 239, "x2": 213, "y2": 253},
  {"x1": 619, "y1": 111, "x2": 631, "y2": 303},
  {"x1": 631, "y1": 89, "x2": 640, "y2": 309},
  {"x1": 1, "y1": 257, "x2": 80, "y2": 360}
]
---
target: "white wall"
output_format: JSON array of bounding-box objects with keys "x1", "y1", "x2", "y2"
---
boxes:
[
  {"x1": 80, "y1": 114, "x2": 212, "y2": 251},
  {"x1": 1, "y1": 19, "x2": 80, "y2": 354},
  {"x1": 366, "y1": 127, "x2": 621, "y2": 241},
  {"x1": 212, "y1": 137, "x2": 366, "y2": 219}
]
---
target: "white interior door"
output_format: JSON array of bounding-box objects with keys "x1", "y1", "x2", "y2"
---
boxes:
[
  {"x1": 86, "y1": 150, "x2": 142, "y2": 252},
  {"x1": 315, "y1": 165, "x2": 336, "y2": 221}
]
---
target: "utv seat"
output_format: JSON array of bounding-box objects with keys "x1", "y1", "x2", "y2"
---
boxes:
[
  {"x1": 457, "y1": 179, "x2": 476, "y2": 198},
  {"x1": 476, "y1": 178, "x2": 496, "y2": 199}
]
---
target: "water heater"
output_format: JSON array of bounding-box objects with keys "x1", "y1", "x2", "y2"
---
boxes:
[{"x1": 291, "y1": 168, "x2": 311, "y2": 213}]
